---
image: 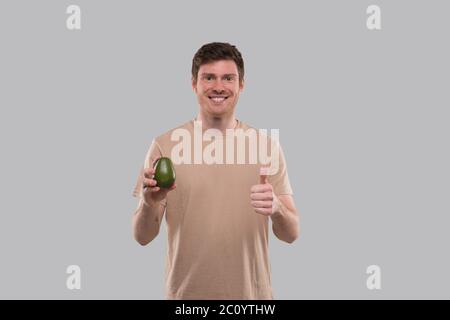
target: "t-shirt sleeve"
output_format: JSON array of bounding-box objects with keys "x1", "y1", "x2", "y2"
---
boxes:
[
  {"x1": 267, "y1": 144, "x2": 293, "y2": 196},
  {"x1": 132, "y1": 139, "x2": 167, "y2": 207}
]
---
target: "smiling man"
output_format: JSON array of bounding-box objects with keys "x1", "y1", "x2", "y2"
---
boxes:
[{"x1": 132, "y1": 42, "x2": 300, "y2": 300}]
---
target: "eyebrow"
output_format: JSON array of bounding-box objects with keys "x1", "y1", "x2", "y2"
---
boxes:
[{"x1": 200, "y1": 73, "x2": 238, "y2": 77}]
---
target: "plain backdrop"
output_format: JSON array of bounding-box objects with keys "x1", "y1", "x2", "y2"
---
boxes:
[{"x1": 0, "y1": 0, "x2": 449, "y2": 299}]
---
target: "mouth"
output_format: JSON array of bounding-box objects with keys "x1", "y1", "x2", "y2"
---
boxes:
[{"x1": 208, "y1": 96, "x2": 229, "y2": 104}]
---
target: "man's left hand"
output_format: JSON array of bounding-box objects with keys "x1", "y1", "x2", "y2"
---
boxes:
[{"x1": 250, "y1": 169, "x2": 281, "y2": 216}]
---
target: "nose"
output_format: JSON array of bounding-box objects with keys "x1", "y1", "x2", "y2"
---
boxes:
[
  {"x1": 211, "y1": 79, "x2": 226, "y2": 93},
  {"x1": 212, "y1": 88, "x2": 226, "y2": 95}
]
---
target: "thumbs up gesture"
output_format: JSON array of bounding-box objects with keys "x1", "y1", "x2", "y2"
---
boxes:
[{"x1": 250, "y1": 167, "x2": 280, "y2": 216}]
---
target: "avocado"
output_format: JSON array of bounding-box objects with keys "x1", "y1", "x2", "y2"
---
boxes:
[{"x1": 153, "y1": 157, "x2": 176, "y2": 188}]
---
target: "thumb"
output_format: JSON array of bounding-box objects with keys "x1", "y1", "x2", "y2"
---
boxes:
[{"x1": 259, "y1": 167, "x2": 269, "y2": 184}]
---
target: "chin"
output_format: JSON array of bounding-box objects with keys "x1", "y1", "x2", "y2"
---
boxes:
[
  {"x1": 210, "y1": 106, "x2": 232, "y2": 115},
  {"x1": 208, "y1": 111, "x2": 227, "y2": 118}
]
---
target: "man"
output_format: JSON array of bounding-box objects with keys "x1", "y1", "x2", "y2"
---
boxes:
[{"x1": 132, "y1": 42, "x2": 299, "y2": 300}]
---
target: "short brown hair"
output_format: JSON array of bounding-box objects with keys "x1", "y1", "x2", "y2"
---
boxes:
[{"x1": 192, "y1": 42, "x2": 244, "y2": 83}]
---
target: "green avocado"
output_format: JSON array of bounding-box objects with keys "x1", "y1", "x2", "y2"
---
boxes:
[{"x1": 153, "y1": 157, "x2": 176, "y2": 188}]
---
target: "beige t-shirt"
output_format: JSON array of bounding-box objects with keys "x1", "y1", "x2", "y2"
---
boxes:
[{"x1": 132, "y1": 118, "x2": 293, "y2": 300}]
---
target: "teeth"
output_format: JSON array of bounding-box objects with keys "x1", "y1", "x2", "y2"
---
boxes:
[{"x1": 211, "y1": 97, "x2": 226, "y2": 103}]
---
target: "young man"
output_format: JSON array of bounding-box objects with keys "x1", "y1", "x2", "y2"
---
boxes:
[{"x1": 132, "y1": 42, "x2": 299, "y2": 300}]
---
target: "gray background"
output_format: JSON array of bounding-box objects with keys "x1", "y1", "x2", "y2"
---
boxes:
[{"x1": 0, "y1": 0, "x2": 449, "y2": 299}]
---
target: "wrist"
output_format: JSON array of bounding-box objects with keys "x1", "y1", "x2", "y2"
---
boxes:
[
  {"x1": 142, "y1": 196, "x2": 160, "y2": 210},
  {"x1": 271, "y1": 194, "x2": 283, "y2": 218}
]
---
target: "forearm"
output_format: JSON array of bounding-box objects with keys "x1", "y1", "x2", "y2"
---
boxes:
[
  {"x1": 271, "y1": 196, "x2": 300, "y2": 244},
  {"x1": 132, "y1": 199, "x2": 165, "y2": 246}
]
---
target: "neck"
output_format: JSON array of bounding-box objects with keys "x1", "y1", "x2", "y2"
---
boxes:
[{"x1": 196, "y1": 112, "x2": 237, "y2": 133}]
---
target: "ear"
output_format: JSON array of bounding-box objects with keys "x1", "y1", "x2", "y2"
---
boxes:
[
  {"x1": 239, "y1": 78, "x2": 245, "y2": 92},
  {"x1": 191, "y1": 77, "x2": 197, "y2": 92}
]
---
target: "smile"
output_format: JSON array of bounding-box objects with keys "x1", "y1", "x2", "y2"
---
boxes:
[{"x1": 208, "y1": 96, "x2": 229, "y2": 103}]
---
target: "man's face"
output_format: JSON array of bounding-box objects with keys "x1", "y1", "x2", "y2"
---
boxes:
[{"x1": 192, "y1": 60, "x2": 244, "y2": 118}]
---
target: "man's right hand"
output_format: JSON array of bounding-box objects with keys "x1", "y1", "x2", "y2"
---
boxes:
[{"x1": 142, "y1": 167, "x2": 176, "y2": 204}]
